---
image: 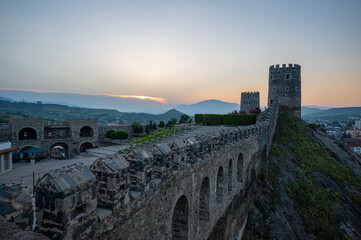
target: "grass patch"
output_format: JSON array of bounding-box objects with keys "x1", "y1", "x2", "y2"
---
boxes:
[{"x1": 272, "y1": 113, "x2": 360, "y2": 240}]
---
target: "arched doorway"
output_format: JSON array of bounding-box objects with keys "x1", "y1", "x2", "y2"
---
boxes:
[
  {"x1": 80, "y1": 126, "x2": 93, "y2": 137},
  {"x1": 50, "y1": 143, "x2": 68, "y2": 159},
  {"x1": 172, "y1": 195, "x2": 189, "y2": 240},
  {"x1": 79, "y1": 142, "x2": 93, "y2": 152},
  {"x1": 228, "y1": 159, "x2": 232, "y2": 192},
  {"x1": 19, "y1": 128, "x2": 37, "y2": 141},
  {"x1": 216, "y1": 167, "x2": 224, "y2": 205},
  {"x1": 199, "y1": 177, "x2": 210, "y2": 225},
  {"x1": 237, "y1": 153, "x2": 244, "y2": 182}
]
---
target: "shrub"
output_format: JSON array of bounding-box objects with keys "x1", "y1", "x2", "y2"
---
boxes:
[
  {"x1": 202, "y1": 114, "x2": 223, "y2": 125},
  {"x1": 105, "y1": 130, "x2": 116, "y2": 138},
  {"x1": 114, "y1": 130, "x2": 128, "y2": 139},
  {"x1": 223, "y1": 114, "x2": 257, "y2": 125},
  {"x1": 194, "y1": 113, "x2": 258, "y2": 126},
  {"x1": 195, "y1": 114, "x2": 203, "y2": 124},
  {"x1": 105, "y1": 130, "x2": 128, "y2": 139}
]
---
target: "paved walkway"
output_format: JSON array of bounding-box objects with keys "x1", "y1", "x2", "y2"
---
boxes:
[{"x1": 0, "y1": 145, "x2": 128, "y2": 193}]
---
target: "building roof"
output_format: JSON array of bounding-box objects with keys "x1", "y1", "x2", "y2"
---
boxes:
[
  {"x1": 343, "y1": 137, "x2": 361, "y2": 143},
  {"x1": 0, "y1": 147, "x2": 17, "y2": 154}
]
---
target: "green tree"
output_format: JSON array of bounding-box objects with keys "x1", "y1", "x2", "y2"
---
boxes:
[
  {"x1": 170, "y1": 118, "x2": 177, "y2": 125},
  {"x1": 131, "y1": 120, "x2": 143, "y2": 133},
  {"x1": 153, "y1": 122, "x2": 157, "y2": 129},
  {"x1": 179, "y1": 114, "x2": 190, "y2": 123},
  {"x1": 159, "y1": 121, "x2": 165, "y2": 128}
]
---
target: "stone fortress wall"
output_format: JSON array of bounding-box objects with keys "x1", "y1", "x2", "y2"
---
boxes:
[
  {"x1": 10, "y1": 118, "x2": 98, "y2": 158},
  {"x1": 240, "y1": 91, "x2": 260, "y2": 113},
  {"x1": 3, "y1": 64, "x2": 300, "y2": 240},
  {"x1": 33, "y1": 101, "x2": 279, "y2": 240}
]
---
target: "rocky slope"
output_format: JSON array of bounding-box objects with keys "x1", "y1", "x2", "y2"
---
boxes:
[{"x1": 243, "y1": 114, "x2": 361, "y2": 240}]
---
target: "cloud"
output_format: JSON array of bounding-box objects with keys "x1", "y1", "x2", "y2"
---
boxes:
[{"x1": 0, "y1": 88, "x2": 168, "y2": 104}]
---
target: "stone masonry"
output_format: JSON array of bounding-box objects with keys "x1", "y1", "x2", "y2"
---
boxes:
[
  {"x1": 10, "y1": 118, "x2": 98, "y2": 158},
  {"x1": 268, "y1": 63, "x2": 301, "y2": 118},
  {"x1": 4, "y1": 63, "x2": 300, "y2": 240},
  {"x1": 240, "y1": 91, "x2": 260, "y2": 113}
]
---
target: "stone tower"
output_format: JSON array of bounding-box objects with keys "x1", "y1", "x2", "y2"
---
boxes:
[
  {"x1": 268, "y1": 64, "x2": 301, "y2": 118},
  {"x1": 240, "y1": 91, "x2": 260, "y2": 113}
]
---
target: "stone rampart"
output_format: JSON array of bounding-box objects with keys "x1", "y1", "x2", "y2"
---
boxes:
[{"x1": 33, "y1": 103, "x2": 279, "y2": 240}]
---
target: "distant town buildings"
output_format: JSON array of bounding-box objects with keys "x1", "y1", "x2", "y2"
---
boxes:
[
  {"x1": 346, "y1": 129, "x2": 361, "y2": 138},
  {"x1": 343, "y1": 137, "x2": 361, "y2": 155},
  {"x1": 355, "y1": 120, "x2": 361, "y2": 129}
]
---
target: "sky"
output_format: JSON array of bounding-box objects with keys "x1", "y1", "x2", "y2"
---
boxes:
[{"x1": 0, "y1": 0, "x2": 361, "y2": 109}]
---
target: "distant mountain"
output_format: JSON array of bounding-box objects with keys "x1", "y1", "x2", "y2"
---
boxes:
[
  {"x1": 0, "y1": 96, "x2": 14, "y2": 102},
  {"x1": 303, "y1": 107, "x2": 361, "y2": 120},
  {"x1": 0, "y1": 90, "x2": 173, "y2": 114},
  {"x1": 176, "y1": 99, "x2": 239, "y2": 115},
  {"x1": 301, "y1": 106, "x2": 323, "y2": 117},
  {"x1": 0, "y1": 100, "x2": 184, "y2": 125}
]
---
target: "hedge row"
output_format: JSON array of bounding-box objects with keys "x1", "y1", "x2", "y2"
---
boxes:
[
  {"x1": 195, "y1": 113, "x2": 258, "y2": 126},
  {"x1": 105, "y1": 130, "x2": 129, "y2": 139}
]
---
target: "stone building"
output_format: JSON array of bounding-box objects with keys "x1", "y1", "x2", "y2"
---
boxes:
[
  {"x1": 9, "y1": 118, "x2": 98, "y2": 159},
  {"x1": 268, "y1": 63, "x2": 301, "y2": 117},
  {"x1": 240, "y1": 91, "x2": 260, "y2": 113}
]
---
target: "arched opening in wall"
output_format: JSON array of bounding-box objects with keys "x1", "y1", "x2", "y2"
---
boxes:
[
  {"x1": 80, "y1": 126, "x2": 93, "y2": 137},
  {"x1": 172, "y1": 195, "x2": 189, "y2": 240},
  {"x1": 216, "y1": 167, "x2": 224, "y2": 205},
  {"x1": 199, "y1": 177, "x2": 210, "y2": 225},
  {"x1": 50, "y1": 143, "x2": 68, "y2": 159},
  {"x1": 19, "y1": 128, "x2": 37, "y2": 141},
  {"x1": 237, "y1": 153, "x2": 244, "y2": 182},
  {"x1": 228, "y1": 159, "x2": 232, "y2": 192},
  {"x1": 79, "y1": 142, "x2": 93, "y2": 152}
]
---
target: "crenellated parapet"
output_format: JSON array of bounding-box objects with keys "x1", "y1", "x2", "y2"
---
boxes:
[{"x1": 33, "y1": 102, "x2": 280, "y2": 240}]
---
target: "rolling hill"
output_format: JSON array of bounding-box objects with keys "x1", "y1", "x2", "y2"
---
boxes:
[{"x1": 0, "y1": 100, "x2": 184, "y2": 125}]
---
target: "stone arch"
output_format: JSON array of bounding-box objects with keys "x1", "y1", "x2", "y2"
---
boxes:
[
  {"x1": 237, "y1": 153, "x2": 244, "y2": 182},
  {"x1": 228, "y1": 159, "x2": 232, "y2": 192},
  {"x1": 216, "y1": 167, "x2": 224, "y2": 205},
  {"x1": 80, "y1": 126, "x2": 93, "y2": 137},
  {"x1": 50, "y1": 142, "x2": 69, "y2": 159},
  {"x1": 199, "y1": 177, "x2": 210, "y2": 225},
  {"x1": 172, "y1": 195, "x2": 189, "y2": 240},
  {"x1": 18, "y1": 127, "x2": 37, "y2": 141},
  {"x1": 79, "y1": 142, "x2": 94, "y2": 152}
]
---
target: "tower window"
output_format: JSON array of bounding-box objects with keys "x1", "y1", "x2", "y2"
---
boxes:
[{"x1": 285, "y1": 73, "x2": 291, "y2": 79}]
